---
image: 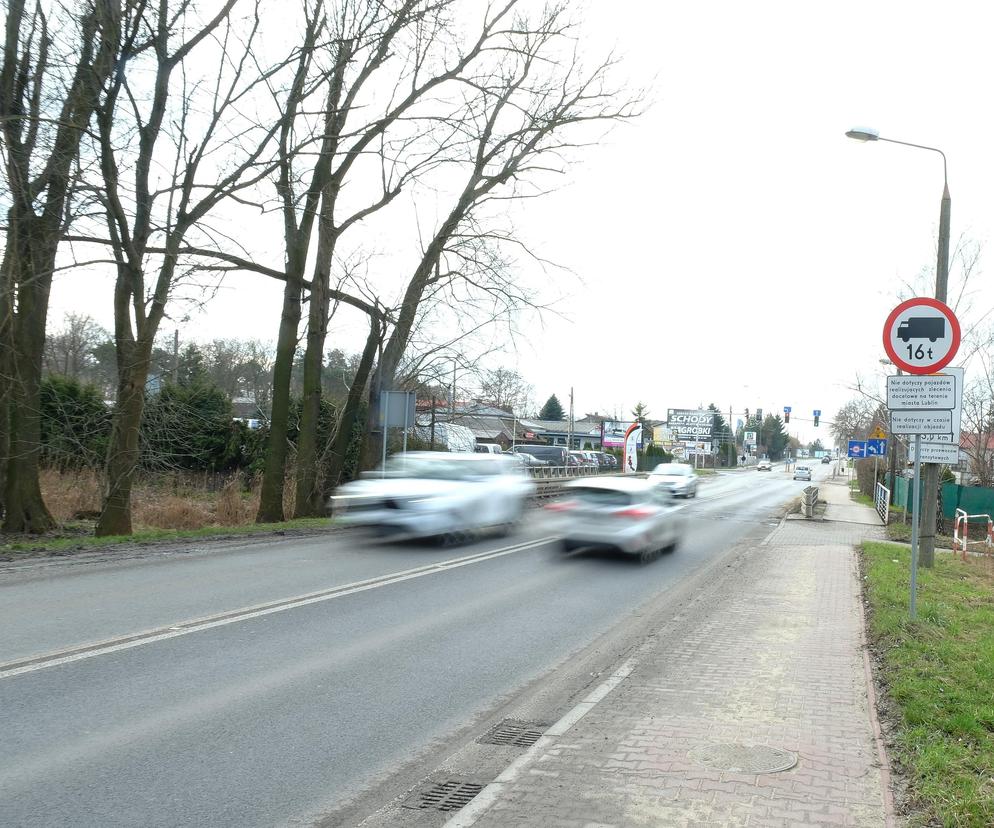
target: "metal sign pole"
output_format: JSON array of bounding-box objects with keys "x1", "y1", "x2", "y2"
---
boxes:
[
  {"x1": 910, "y1": 433, "x2": 922, "y2": 620},
  {"x1": 380, "y1": 393, "x2": 388, "y2": 478}
]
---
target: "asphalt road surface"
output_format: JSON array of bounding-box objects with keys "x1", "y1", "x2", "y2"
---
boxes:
[{"x1": 0, "y1": 461, "x2": 832, "y2": 827}]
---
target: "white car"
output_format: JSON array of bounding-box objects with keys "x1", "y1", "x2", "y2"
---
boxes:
[
  {"x1": 757, "y1": 459, "x2": 773, "y2": 471},
  {"x1": 548, "y1": 477, "x2": 685, "y2": 563},
  {"x1": 647, "y1": 462, "x2": 698, "y2": 498},
  {"x1": 793, "y1": 465, "x2": 812, "y2": 481},
  {"x1": 329, "y1": 452, "x2": 534, "y2": 542}
]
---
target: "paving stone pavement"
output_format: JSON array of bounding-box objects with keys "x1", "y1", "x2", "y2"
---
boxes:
[{"x1": 457, "y1": 492, "x2": 893, "y2": 828}]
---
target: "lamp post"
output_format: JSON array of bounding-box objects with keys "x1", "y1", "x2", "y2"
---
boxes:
[{"x1": 847, "y1": 127, "x2": 950, "y2": 568}]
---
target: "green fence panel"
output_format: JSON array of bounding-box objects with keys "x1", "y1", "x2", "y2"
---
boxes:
[{"x1": 941, "y1": 482, "x2": 994, "y2": 520}]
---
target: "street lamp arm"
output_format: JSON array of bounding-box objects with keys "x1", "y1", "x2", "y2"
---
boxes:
[{"x1": 875, "y1": 136, "x2": 948, "y2": 186}]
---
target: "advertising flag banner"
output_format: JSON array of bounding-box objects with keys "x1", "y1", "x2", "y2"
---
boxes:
[{"x1": 624, "y1": 423, "x2": 642, "y2": 473}]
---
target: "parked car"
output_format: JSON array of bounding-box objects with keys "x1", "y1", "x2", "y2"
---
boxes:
[
  {"x1": 595, "y1": 452, "x2": 618, "y2": 470},
  {"x1": 548, "y1": 477, "x2": 686, "y2": 563},
  {"x1": 512, "y1": 444, "x2": 568, "y2": 467},
  {"x1": 569, "y1": 450, "x2": 595, "y2": 468},
  {"x1": 475, "y1": 443, "x2": 503, "y2": 454},
  {"x1": 504, "y1": 451, "x2": 546, "y2": 467},
  {"x1": 793, "y1": 465, "x2": 812, "y2": 481},
  {"x1": 582, "y1": 451, "x2": 601, "y2": 468},
  {"x1": 647, "y1": 462, "x2": 698, "y2": 498},
  {"x1": 328, "y1": 452, "x2": 534, "y2": 542},
  {"x1": 757, "y1": 459, "x2": 772, "y2": 471}
]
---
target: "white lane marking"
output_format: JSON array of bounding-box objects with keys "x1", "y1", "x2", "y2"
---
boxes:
[
  {"x1": 0, "y1": 536, "x2": 557, "y2": 680},
  {"x1": 443, "y1": 659, "x2": 636, "y2": 828}
]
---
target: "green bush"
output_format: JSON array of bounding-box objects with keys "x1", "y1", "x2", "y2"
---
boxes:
[{"x1": 40, "y1": 375, "x2": 112, "y2": 470}]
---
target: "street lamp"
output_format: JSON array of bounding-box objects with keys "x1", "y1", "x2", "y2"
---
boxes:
[{"x1": 846, "y1": 126, "x2": 950, "y2": 568}]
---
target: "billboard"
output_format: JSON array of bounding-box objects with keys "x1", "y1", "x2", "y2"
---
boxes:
[
  {"x1": 602, "y1": 420, "x2": 643, "y2": 449},
  {"x1": 667, "y1": 409, "x2": 715, "y2": 441}
]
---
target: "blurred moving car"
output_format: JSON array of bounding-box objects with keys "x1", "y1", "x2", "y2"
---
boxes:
[
  {"x1": 793, "y1": 465, "x2": 812, "y2": 481},
  {"x1": 757, "y1": 459, "x2": 773, "y2": 471},
  {"x1": 821, "y1": 456, "x2": 831, "y2": 464},
  {"x1": 329, "y1": 452, "x2": 534, "y2": 541},
  {"x1": 548, "y1": 477, "x2": 685, "y2": 563},
  {"x1": 647, "y1": 462, "x2": 698, "y2": 498}
]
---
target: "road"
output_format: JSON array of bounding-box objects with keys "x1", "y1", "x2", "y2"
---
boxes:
[{"x1": 0, "y1": 461, "x2": 833, "y2": 827}]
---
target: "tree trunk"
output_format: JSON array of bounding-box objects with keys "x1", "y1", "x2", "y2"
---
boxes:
[
  {"x1": 323, "y1": 316, "x2": 381, "y2": 493},
  {"x1": 256, "y1": 274, "x2": 304, "y2": 523},
  {"x1": 292, "y1": 218, "x2": 333, "y2": 518},
  {"x1": 95, "y1": 340, "x2": 150, "y2": 536},
  {"x1": 2, "y1": 213, "x2": 56, "y2": 533}
]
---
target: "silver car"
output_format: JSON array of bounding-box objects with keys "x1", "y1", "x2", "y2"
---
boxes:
[
  {"x1": 647, "y1": 462, "x2": 698, "y2": 498},
  {"x1": 329, "y1": 452, "x2": 534, "y2": 542},
  {"x1": 793, "y1": 465, "x2": 812, "y2": 481},
  {"x1": 548, "y1": 477, "x2": 685, "y2": 563}
]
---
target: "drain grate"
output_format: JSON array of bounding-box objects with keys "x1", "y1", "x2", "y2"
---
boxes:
[
  {"x1": 477, "y1": 719, "x2": 547, "y2": 748},
  {"x1": 402, "y1": 778, "x2": 486, "y2": 812},
  {"x1": 688, "y1": 743, "x2": 797, "y2": 774}
]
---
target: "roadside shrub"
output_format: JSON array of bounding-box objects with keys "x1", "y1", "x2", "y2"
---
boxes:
[{"x1": 40, "y1": 375, "x2": 111, "y2": 470}]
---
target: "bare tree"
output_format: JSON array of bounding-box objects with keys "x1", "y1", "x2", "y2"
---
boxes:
[
  {"x1": 87, "y1": 0, "x2": 291, "y2": 535},
  {"x1": 43, "y1": 313, "x2": 110, "y2": 380},
  {"x1": 477, "y1": 367, "x2": 531, "y2": 414},
  {"x1": 0, "y1": 0, "x2": 121, "y2": 531},
  {"x1": 830, "y1": 397, "x2": 876, "y2": 446},
  {"x1": 359, "y1": 2, "x2": 642, "y2": 467}
]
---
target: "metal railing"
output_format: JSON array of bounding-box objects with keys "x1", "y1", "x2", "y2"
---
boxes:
[
  {"x1": 525, "y1": 464, "x2": 612, "y2": 480},
  {"x1": 874, "y1": 482, "x2": 890, "y2": 525}
]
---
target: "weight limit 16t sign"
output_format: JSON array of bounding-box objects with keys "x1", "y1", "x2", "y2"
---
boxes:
[{"x1": 882, "y1": 297, "x2": 960, "y2": 375}]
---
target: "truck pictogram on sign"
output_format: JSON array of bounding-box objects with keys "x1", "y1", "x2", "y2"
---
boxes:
[{"x1": 897, "y1": 317, "x2": 945, "y2": 343}]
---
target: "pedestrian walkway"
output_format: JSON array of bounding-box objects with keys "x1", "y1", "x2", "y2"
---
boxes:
[{"x1": 448, "y1": 490, "x2": 892, "y2": 827}]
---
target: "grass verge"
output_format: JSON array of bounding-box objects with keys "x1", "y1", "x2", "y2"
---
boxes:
[
  {"x1": 884, "y1": 521, "x2": 955, "y2": 550},
  {"x1": 852, "y1": 492, "x2": 874, "y2": 507},
  {"x1": 861, "y1": 541, "x2": 994, "y2": 826},
  {"x1": 0, "y1": 518, "x2": 335, "y2": 556}
]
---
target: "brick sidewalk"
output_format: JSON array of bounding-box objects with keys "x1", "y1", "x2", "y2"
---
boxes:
[{"x1": 450, "y1": 500, "x2": 893, "y2": 827}]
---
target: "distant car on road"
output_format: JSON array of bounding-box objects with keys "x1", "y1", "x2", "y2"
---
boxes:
[
  {"x1": 329, "y1": 452, "x2": 533, "y2": 542},
  {"x1": 647, "y1": 462, "x2": 698, "y2": 498},
  {"x1": 821, "y1": 456, "x2": 831, "y2": 464},
  {"x1": 548, "y1": 477, "x2": 686, "y2": 564},
  {"x1": 757, "y1": 460, "x2": 772, "y2": 471},
  {"x1": 793, "y1": 465, "x2": 812, "y2": 481}
]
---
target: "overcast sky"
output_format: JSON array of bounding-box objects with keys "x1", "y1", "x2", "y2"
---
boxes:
[{"x1": 48, "y1": 0, "x2": 994, "y2": 445}]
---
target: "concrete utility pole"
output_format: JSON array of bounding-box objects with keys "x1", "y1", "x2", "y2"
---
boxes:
[{"x1": 846, "y1": 127, "x2": 950, "y2": 569}]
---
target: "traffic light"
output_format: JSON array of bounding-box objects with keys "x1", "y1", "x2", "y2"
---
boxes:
[
  {"x1": 756, "y1": 408, "x2": 763, "y2": 421},
  {"x1": 784, "y1": 409, "x2": 790, "y2": 423},
  {"x1": 813, "y1": 409, "x2": 820, "y2": 427},
  {"x1": 745, "y1": 408, "x2": 750, "y2": 421}
]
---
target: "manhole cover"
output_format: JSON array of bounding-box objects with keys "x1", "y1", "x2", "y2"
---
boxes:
[
  {"x1": 477, "y1": 719, "x2": 547, "y2": 748},
  {"x1": 688, "y1": 743, "x2": 797, "y2": 774},
  {"x1": 402, "y1": 778, "x2": 486, "y2": 812}
]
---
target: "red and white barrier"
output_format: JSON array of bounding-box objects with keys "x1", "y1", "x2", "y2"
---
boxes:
[{"x1": 952, "y1": 507, "x2": 994, "y2": 561}]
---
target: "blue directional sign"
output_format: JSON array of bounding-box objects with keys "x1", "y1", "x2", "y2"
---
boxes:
[
  {"x1": 848, "y1": 440, "x2": 867, "y2": 458},
  {"x1": 784, "y1": 406, "x2": 792, "y2": 412},
  {"x1": 813, "y1": 409, "x2": 821, "y2": 416},
  {"x1": 865, "y1": 438, "x2": 888, "y2": 457}
]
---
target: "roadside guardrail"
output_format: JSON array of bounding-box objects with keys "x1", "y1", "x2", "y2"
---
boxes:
[{"x1": 952, "y1": 507, "x2": 993, "y2": 560}]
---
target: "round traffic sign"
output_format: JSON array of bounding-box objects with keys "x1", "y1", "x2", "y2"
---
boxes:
[{"x1": 882, "y1": 297, "x2": 960, "y2": 375}]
